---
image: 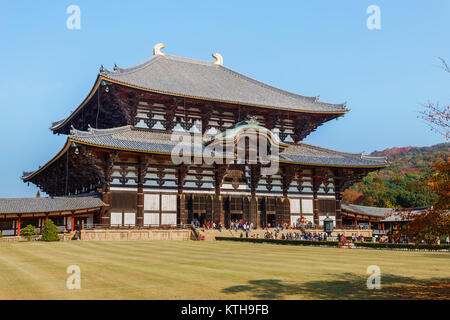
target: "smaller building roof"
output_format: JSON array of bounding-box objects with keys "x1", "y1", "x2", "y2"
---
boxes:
[
  {"x1": 0, "y1": 194, "x2": 106, "y2": 215},
  {"x1": 380, "y1": 208, "x2": 429, "y2": 222},
  {"x1": 341, "y1": 203, "x2": 394, "y2": 218}
]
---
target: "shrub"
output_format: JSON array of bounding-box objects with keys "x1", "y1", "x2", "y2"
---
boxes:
[
  {"x1": 41, "y1": 219, "x2": 60, "y2": 242},
  {"x1": 215, "y1": 237, "x2": 339, "y2": 248},
  {"x1": 20, "y1": 225, "x2": 37, "y2": 241},
  {"x1": 215, "y1": 237, "x2": 450, "y2": 251},
  {"x1": 0, "y1": 231, "x2": 3, "y2": 238},
  {"x1": 354, "y1": 242, "x2": 450, "y2": 251}
]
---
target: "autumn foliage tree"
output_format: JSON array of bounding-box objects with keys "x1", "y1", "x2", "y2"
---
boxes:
[
  {"x1": 342, "y1": 189, "x2": 364, "y2": 204},
  {"x1": 402, "y1": 58, "x2": 450, "y2": 244},
  {"x1": 419, "y1": 58, "x2": 450, "y2": 140},
  {"x1": 400, "y1": 155, "x2": 450, "y2": 244}
]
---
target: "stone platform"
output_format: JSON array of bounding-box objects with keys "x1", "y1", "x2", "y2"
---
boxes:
[{"x1": 80, "y1": 229, "x2": 192, "y2": 241}]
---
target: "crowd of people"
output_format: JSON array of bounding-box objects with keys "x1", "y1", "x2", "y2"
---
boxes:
[
  {"x1": 260, "y1": 230, "x2": 328, "y2": 241},
  {"x1": 192, "y1": 218, "x2": 450, "y2": 245}
]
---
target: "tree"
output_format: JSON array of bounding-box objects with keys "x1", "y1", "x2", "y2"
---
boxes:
[
  {"x1": 398, "y1": 155, "x2": 449, "y2": 244},
  {"x1": 41, "y1": 219, "x2": 60, "y2": 242},
  {"x1": 342, "y1": 189, "x2": 364, "y2": 204},
  {"x1": 419, "y1": 58, "x2": 450, "y2": 140},
  {"x1": 20, "y1": 225, "x2": 37, "y2": 241},
  {"x1": 401, "y1": 59, "x2": 450, "y2": 244},
  {"x1": 36, "y1": 190, "x2": 40, "y2": 198}
]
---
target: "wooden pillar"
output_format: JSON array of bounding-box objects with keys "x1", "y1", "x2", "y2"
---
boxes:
[
  {"x1": 243, "y1": 197, "x2": 250, "y2": 222},
  {"x1": 382, "y1": 223, "x2": 385, "y2": 233},
  {"x1": 17, "y1": 215, "x2": 21, "y2": 237},
  {"x1": 275, "y1": 198, "x2": 283, "y2": 226},
  {"x1": 137, "y1": 187, "x2": 144, "y2": 227},
  {"x1": 261, "y1": 198, "x2": 267, "y2": 228},
  {"x1": 101, "y1": 184, "x2": 111, "y2": 227},
  {"x1": 335, "y1": 190, "x2": 343, "y2": 229},
  {"x1": 354, "y1": 217, "x2": 358, "y2": 228},
  {"x1": 71, "y1": 212, "x2": 74, "y2": 232},
  {"x1": 313, "y1": 191, "x2": 319, "y2": 227},
  {"x1": 312, "y1": 169, "x2": 320, "y2": 227},
  {"x1": 282, "y1": 195, "x2": 291, "y2": 226},
  {"x1": 249, "y1": 194, "x2": 258, "y2": 227},
  {"x1": 176, "y1": 165, "x2": 189, "y2": 225},
  {"x1": 206, "y1": 195, "x2": 213, "y2": 223},
  {"x1": 178, "y1": 194, "x2": 188, "y2": 225},
  {"x1": 249, "y1": 164, "x2": 261, "y2": 228},
  {"x1": 99, "y1": 152, "x2": 116, "y2": 227},
  {"x1": 225, "y1": 196, "x2": 231, "y2": 228},
  {"x1": 213, "y1": 195, "x2": 223, "y2": 226},
  {"x1": 137, "y1": 156, "x2": 150, "y2": 227},
  {"x1": 280, "y1": 165, "x2": 296, "y2": 227},
  {"x1": 213, "y1": 164, "x2": 227, "y2": 227}
]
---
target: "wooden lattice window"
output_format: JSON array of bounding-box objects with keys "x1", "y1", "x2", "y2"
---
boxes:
[
  {"x1": 192, "y1": 196, "x2": 206, "y2": 212},
  {"x1": 0, "y1": 221, "x2": 13, "y2": 229},
  {"x1": 50, "y1": 217, "x2": 65, "y2": 226},
  {"x1": 318, "y1": 199, "x2": 336, "y2": 215},
  {"x1": 111, "y1": 192, "x2": 137, "y2": 211},
  {"x1": 230, "y1": 198, "x2": 243, "y2": 211},
  {"x1": 266, "y1": 198, "x2": 277, "y2": 212}
]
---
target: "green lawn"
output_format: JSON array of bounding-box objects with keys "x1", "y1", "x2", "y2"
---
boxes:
[{"x1": 0, "y1": 240, "x2": 448, "y2": 300}]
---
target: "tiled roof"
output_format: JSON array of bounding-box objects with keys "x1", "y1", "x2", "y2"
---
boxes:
[
  {"x1": 0, "y1": 194, "x2": 106, "y2": 214},
  {"x1": 282, "y1": 144, "x2": 388, "y2": 167},
  {"x1": 99, "y1": 54, "x2": 347, "y2": 113},
  {"x1": 68, "y1": 126, "x2": 387, "y2": 167},
  {"x1": 341, "y1": 203, "x2": 394, "y2": 217},
  {"x1": 380, "y1": 208, "x2": 429, "y2": 222}
]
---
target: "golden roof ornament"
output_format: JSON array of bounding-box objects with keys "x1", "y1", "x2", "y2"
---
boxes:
[
  {"x1": 212, "y1": 53, "x2": 223, "y2": 65},
  {"x1": 153, "y1": 43, "x2": 165, "y2": 56}
]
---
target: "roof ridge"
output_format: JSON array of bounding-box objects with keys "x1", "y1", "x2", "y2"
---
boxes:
[
  {"x1": 70, "y1": 125, "x2": 132, "y2": 138},
  {"x1": 100, "y1": 54, "x2": 215, "y2": 77},
  {"x1": 100, "y1": 55, "x2": 161, "y2": 76}
]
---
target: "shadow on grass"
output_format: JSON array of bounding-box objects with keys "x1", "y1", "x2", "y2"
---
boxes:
[{"x1": 222, "y1": 273, "x2": 450, "y2": 300}]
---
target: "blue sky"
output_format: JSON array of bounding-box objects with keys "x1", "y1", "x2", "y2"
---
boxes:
[{"x1": 0, "y1": 0, "x2": 449, "y2": 197}]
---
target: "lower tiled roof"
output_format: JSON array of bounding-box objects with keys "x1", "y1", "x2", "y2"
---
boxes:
[
  {"x1": 0, "y1": 194, "x2": 106, "y2": 214},
  {"x1": 69, "y1": 126, "x2": 388, "y2": 168}
]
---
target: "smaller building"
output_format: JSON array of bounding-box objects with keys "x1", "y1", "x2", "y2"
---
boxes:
[
  {"x1": 380, "y1": 207, "x2": 429, "y2": 235},
  {"x1": 0, "y1": 194, "x2": 106, "y2": 236},
  {"x1": 341, "y1": 203, "x2": 430, "y2": 236}
]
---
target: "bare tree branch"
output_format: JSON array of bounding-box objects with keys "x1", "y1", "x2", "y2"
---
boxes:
[{"x1": 438, "y1": 57, "x2": 450, "y2": 74}]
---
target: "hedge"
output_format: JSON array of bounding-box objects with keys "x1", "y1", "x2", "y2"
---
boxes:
[
  {"x1": 215, "y1": 237, "x2": 339, "y2": 247},
  {"x1": 216, "y1": 237, "x2": 450, "y2": 251},
  {"x1": 354, "y1": 242, "x2": 450, "y2": 251}
]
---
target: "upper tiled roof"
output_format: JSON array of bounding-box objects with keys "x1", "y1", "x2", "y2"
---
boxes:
[
  {"x1": 0, "y1": 194, "x2": 106, "y2": 214},
  {"x1": 99, "y1": 54, "x2": 347, "y2": 113},
  {"x1": 68, "y1": 125, "x2": 387, "y2": 168}
]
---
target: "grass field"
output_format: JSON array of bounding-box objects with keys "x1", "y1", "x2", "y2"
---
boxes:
[{"x1": 0, "y1": 240, "x2": 449, "y2": 300}]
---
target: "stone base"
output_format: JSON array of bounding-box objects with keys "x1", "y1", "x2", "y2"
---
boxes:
[{"x1": 80, "y1": 229, "x2": 191, "y2": 241}]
